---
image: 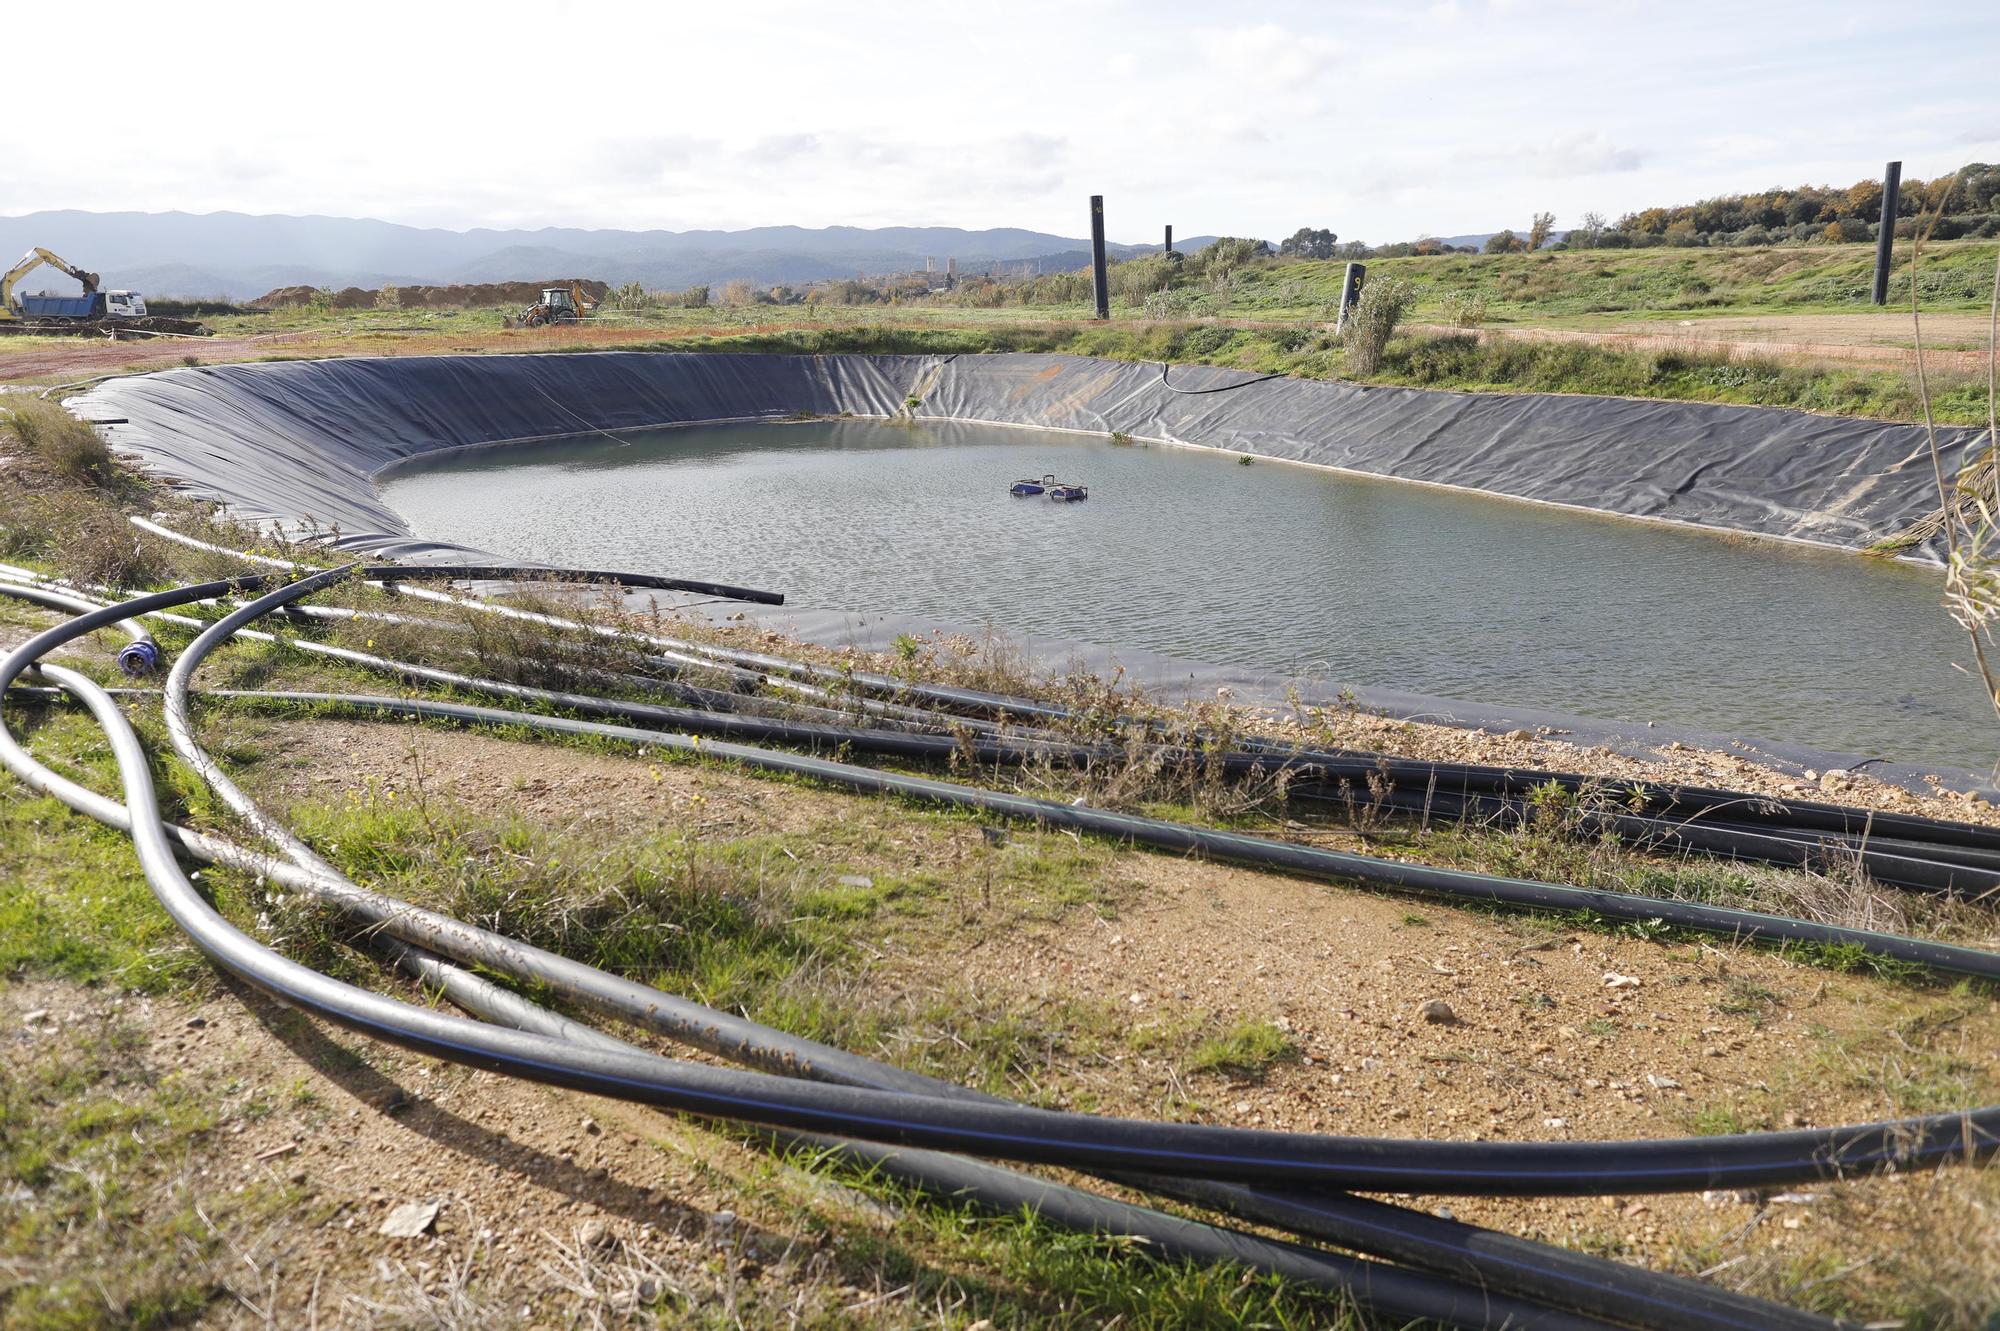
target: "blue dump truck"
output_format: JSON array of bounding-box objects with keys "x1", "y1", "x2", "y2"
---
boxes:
[
  {"x1": 17, "y1": 290, "x2": 149, "y2": 320},
  {"x1": 0, "y1": 246, "x2": 207, "y2": 334}
]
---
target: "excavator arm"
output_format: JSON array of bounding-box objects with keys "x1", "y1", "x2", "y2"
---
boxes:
[{"x1": 0, "y1": 247, "x2": 101, "y2": 321}]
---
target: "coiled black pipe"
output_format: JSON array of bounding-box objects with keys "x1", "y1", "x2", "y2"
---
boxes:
[
  {"x1": 1307, "y1": 783, "x2": 2000, "y2": 899},
  {"x1": 22, "y1": 576, "x2": 1995, "y2": 1198},
  {"x1": 0, "y1": 587, "x2": 1848, "y2": 1319},
  {"x1": 360, "y1": 562, "x2": 784, "y2": 605},
  {"x1": 0, "y1": 578, "x2": 159, "y2": 675},
  {"x1": 23, "y1": 567, "x2": 2000, "y2": 1319},
  {"x1": 123, "y1": 576, "x2": 2000, "y2": 899},
  {"x1": 3, "y1": 638, "x2": 1643, "y2": 1329}
]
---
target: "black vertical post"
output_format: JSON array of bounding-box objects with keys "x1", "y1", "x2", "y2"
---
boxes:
[
  {"x1": 1090, "y1": 195, "x2": 1110, "y2": 320},
  {"x1": 1164, "y1": 224, "x2": 1173, "y2": 254},
  {"x1": 1335, "y1": 262, "x2": 1366, "y2": 333},
  {"x1": 1872, "y1": 160, "x2": 1902, "y2": 306}
]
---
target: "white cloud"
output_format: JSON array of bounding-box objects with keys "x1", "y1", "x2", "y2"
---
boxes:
[
  {"x1": 1475, "y1": 133, "x2": 1651, "y2": 177},
  {"x1": 1200, "y1": 22, "x2": 1342, "y2": 90},
  {"x1": 0, "y1": 0, "x2": 1994, "y2": 242}
]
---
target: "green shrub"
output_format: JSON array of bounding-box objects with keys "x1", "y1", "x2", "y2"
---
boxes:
[
  {"x1": 1341, "y1": 276, "x2": 1419, "y2": 374},
  {"x1": 0, "y1": 489, "x2": 162, "y2": 587},
  {"x1": 1177, "y1": 325, "x2": 1235, "y2": 358},
  {"x1": 1438, "y1": 288, "x2": 1489, "y2": 328}
]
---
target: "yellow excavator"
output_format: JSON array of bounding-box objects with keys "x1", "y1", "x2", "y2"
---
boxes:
[{"x1": 0, "y1": 246, "x2": 208, "y2": 334}]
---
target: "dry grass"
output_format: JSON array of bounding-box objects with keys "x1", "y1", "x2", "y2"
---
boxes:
[
  {"x1": 2, "y1": 398, "x2": 115, "y2": 486},
  {"x1": 0, "y1": 486, "x2": 168, "y2": 587}
]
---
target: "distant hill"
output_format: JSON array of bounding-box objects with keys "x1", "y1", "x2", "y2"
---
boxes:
[
  {"x1": 1432, "y1": 231, "x2": 1568, "y2": 252},
  {"x1": 0, "y1": 211, "x2": 1219, "y2": 300}
]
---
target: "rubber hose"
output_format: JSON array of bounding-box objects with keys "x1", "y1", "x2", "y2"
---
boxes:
[
  {"x1": 0, "y1": 595, "x2": 1904, "y2": 1319},
  {"x1": 396, "y1": 921, "x2": 1625, "y2": 1331},
  {"x1": 0, "y1": 671, "x2": 1838, "y2": 1330},
  {"x1": 214, "y1": 688, "x2": 2000, "y2": 989},
  {"x1": 12, "y1": 582, "x2": 2000, "y2": 1195}
]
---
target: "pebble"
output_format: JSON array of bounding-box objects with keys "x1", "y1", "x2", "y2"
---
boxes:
[
  {"x1": 1503, "y1": 728, "x2": 1532, "y2": 741},
  {"x1": 21, "y1": 1009, "x2": 49, "y2": 1025},
  {"x1": 578, "y1": 1219, "x2": 613, "y2": 1250},
  {"x1": 379, "y1": 1200, "x2": 440, "y2": 1238},
  {"x1": 1602, "y1": 972, "x2": 1642, "y2": 989}
]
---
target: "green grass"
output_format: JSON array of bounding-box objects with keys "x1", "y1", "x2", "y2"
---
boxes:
[
  {"x1": 1185, "y1": 1019, "x2": 1296, "y2": 1079},
  {"x1": 0, "y1": 707, "x2": 207, "y2": 992},
  {"x1": 557, "y1": 314, "x2": 1992, "y2": 426},
  {"x1": 0, "y1": 1018, "x2": 273, "y2": 1330},
  {"x1": 1216, "y1": 241, "x2": 2000, "y2": 319}
]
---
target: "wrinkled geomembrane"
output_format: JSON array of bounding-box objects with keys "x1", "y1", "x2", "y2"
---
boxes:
[
  {"x1": 80, "y1": 351, "x2": 1981, "y2": 561},
  {"x1": 70, "y1": 352, "x2": 1998, "y2": 790}
]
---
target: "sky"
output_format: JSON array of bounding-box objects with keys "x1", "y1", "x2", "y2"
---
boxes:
[{"x1": 9, "y1": 0, "x2": 1999, "y2": 243}]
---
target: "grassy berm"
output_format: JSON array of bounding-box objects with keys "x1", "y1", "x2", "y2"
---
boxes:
[
  {"x1": 3, "y1": 239, "x2": 1998, "y2": 429},
  {"x1": 4, "y1": 396, "x2": 2000, "y2": 1329}
]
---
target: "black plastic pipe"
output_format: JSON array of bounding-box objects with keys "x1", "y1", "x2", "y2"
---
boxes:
[
  {"x1": 0, "y1": 575, "x2": 1952, "y2": 1319},
  {"x1": 12, "y1": 581, "x2": 2000, "y2": 1197}
]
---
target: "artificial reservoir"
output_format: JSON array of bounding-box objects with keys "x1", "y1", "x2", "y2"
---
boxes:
[{"x1": 379, "y1": 418, "x2": 1997, "y2": 772}]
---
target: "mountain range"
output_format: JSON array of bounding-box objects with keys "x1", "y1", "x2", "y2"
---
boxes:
[{"x1": 0, "y1": 211, "x2": 1220, "y2": 301}]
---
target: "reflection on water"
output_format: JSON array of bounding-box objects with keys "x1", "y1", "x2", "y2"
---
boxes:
[{"x1": 379, "y1": 418, "x2": 1995, "y2": 770}]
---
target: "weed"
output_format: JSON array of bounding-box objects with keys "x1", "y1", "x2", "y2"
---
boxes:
[
  {"x1": 1438, "y1": 288, "x2": 1489, "y2": 328},
  {"x1": 3, "y1": 398, "x2": 114, "y2": 486},
  {"x1": 1186, "y1": 1019, "x2": 1296, "y2": 1079},
  {"x1": 1717, "y1": 979, "x2": 1782, "y2": 1024},
  {"x1": 1341, "y1": 276, "x2": 1418, "y2": 374},
  {"x1": 0, "y1": 1014, "x2": 271, "y2": 1329}
]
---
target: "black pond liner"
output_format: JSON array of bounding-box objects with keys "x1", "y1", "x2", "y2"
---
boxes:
[{"x1": 72, "y1": 351, "x2": 1998, "y2": 792}]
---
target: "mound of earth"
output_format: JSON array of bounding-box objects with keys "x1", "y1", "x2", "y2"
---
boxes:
[{"x1": 251, "y1": 279, "x2": 610, "y2": 310}]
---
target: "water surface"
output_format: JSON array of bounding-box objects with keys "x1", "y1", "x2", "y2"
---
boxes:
[{"x1": 379, "y1": 419, "x2": 1996, "y2": 770}]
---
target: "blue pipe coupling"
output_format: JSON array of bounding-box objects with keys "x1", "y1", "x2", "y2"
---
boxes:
[{"x1": 117, "y1": 640, "x2": 162, "y2": 677}]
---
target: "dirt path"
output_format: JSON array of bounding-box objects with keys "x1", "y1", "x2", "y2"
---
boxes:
[
  {"x1": 1416, "y1": 314, "x2": 1996, "y2": 372},
  {"x1": 226, "y1": 716, "x2": 2000, "y2": 1311},
  {"x1": 0, "y1": 323, "x2": 789, "y2": 387}
]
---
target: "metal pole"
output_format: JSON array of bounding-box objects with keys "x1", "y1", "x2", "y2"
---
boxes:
[
  {"x1": 1335, "y1": 262, "x2": 1366, "y2": 334},
  {"x1": 1090, "y1": 195, "x2": 1110, "y2": 320},
  {"x1": 1164, "y1": 224, "x2": 1173, "y2": 254},
  {"x1": 1872, "y1": 160, "x2": 1902, "y2": 306}
]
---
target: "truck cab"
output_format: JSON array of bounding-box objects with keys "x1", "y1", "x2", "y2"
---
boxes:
[{"x1": 103, "y1": 290, "x2": 147, "y2": 318}]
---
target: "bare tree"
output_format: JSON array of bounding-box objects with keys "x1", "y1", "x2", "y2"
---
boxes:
[{"x1": 1528, "y1": 211, "x2": 1558, "y2": 252}]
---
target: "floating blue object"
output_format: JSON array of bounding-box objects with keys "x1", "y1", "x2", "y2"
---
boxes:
[
  {"x1": 1010, "y1": 472, "x2": 1056, "y2": 496},
  {"x1": 1047, "y1": 483, "x2": 1089, "y2": 502}
]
